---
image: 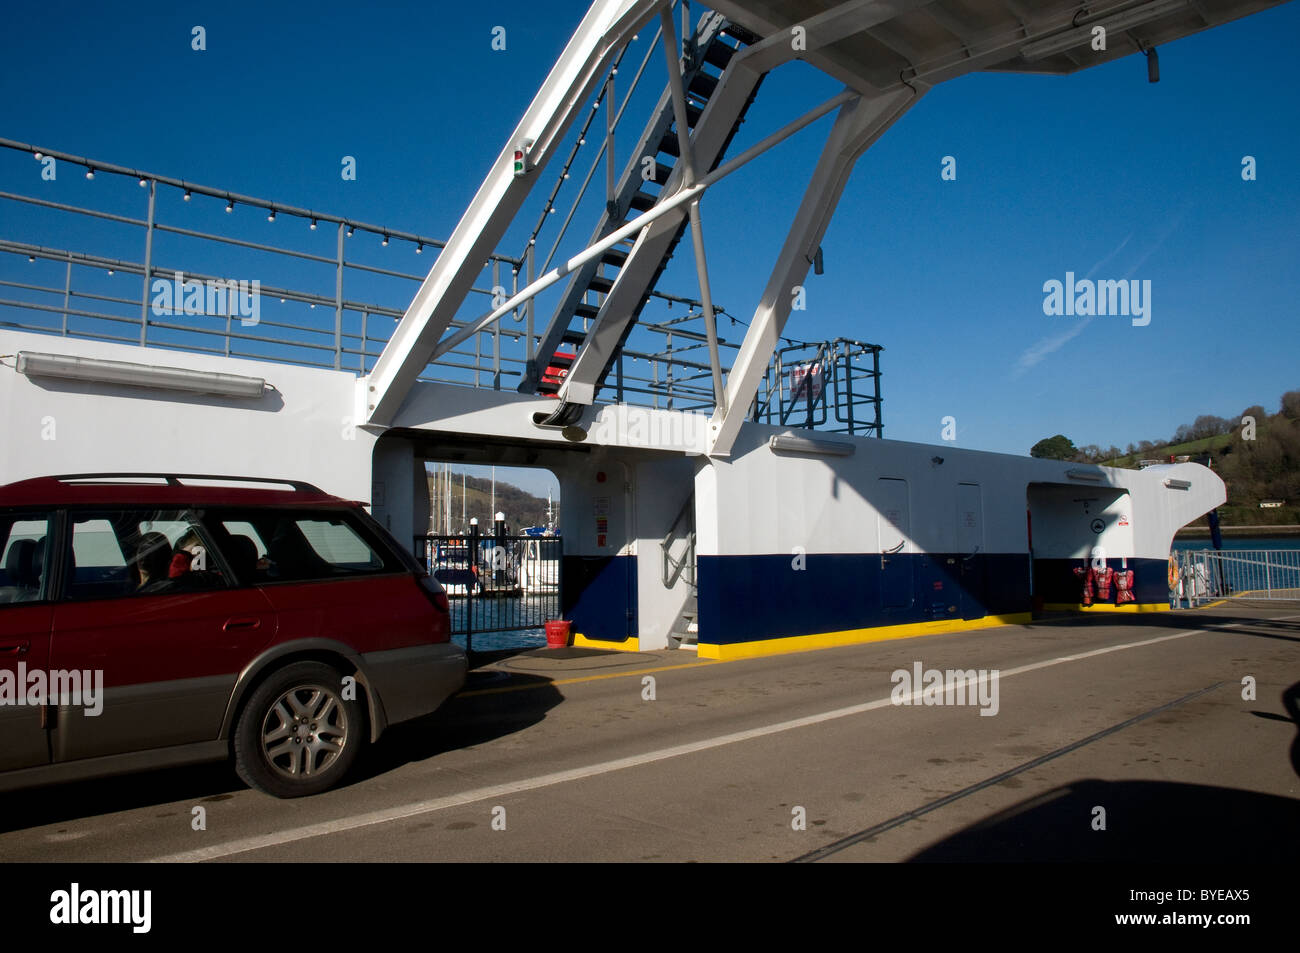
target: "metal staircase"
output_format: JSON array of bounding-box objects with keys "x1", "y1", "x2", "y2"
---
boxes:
[
  {"x1": 661, "y1": 491, "x2": 698, "y2": 649},
  {"x1": 520, "y1": 12, "x2": 762, "y2": 401}
]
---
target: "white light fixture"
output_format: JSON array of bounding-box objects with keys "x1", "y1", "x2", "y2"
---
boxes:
[
  {"x1": 183, "y1": 190, "x2": 192, "y2": 201},
  {"x1": 85, "y1": 167, "x2": 95, "y2": 180},
  {"x1": 309, "y1": 218, "x2": 317, "y2": 230},
  {"x1": 15, "y1": 351, "x2": 267, "y2": 399},
  {"x1": 1020, "y1": 0, "x2": 1188, "y2": 61},
  {"x1": 381, "y1": 233, "x2": 389, "y2": 247},
  {"x1": 267, "y1": 208, "x2": 276, "y2": 222},
  {"x1": 226, "y1": 199, "x2": 234, "y2": 213},
  {"x1": 1066, "y1": 468, "x2": 1103, "y2": 482},
  {"x1": 1164, "y1": 478, "x2": 1191, "y2": 490},
  {"x1": 769, "y1": 433, "x2": 855, "y2": 457}
]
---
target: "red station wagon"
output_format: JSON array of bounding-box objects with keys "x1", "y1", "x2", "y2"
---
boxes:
[{"x1": 0, "y1": 473, "x2": 466, "y2": 797}]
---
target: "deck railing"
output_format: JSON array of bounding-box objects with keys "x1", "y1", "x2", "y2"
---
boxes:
[{"x1": 1177, "y1": 549, "x2": 1300, "y2": 607}]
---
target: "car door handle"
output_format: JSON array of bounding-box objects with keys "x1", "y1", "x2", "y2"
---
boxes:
[
  {"x1": 0, "y1": 641, "x2": 30, "y2": 656},
  {"x1": 223, "y1": 618, "x2": 262, "y2": 632}
]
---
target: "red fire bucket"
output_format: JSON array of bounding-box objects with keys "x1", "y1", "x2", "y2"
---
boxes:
[{"x1": 544, "y1": 620, "x2": 571, "y2": 648}]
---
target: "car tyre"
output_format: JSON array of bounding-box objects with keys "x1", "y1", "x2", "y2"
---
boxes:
[{"x1": 233, "y1": 661, "x2": 364, "y2": 798}]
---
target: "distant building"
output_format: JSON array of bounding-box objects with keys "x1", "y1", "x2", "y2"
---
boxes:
[{"x1": 1260, "y1": 500, "x2": 1285, "y2": 509}]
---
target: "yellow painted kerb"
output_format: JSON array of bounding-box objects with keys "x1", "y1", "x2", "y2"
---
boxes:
[
  {"x1": 696, "y1": 612, "x2": 1032, "y2": 661},
  {"x1": 1043, "y1": 602, "x2": 1171, "y2": 613},
  {"x1": 572, "y1": 632, "x2": 641, "y2": 652}
]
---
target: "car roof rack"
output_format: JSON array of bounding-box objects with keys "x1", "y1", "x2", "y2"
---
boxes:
[{"x1": 48, "y1": 473, "x2": 325, "y2": 493}]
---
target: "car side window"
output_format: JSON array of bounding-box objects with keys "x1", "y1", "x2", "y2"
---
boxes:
[
  {"x1": 0, "y1": 511, "x2": 53, "y2": 605},
  {"x1": 66, "y1": 509, "x2": 228, "y2": 601},
  {"x1": 203, "y1": 509, "x2": 398, "y2": 584}
]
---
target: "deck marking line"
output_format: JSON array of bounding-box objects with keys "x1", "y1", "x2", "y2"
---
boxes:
[
  {"x1": 148, "y1": 625, "x2": 1216, "y2": 863},
  {"x1": 789, "y1": 680, "x2": 1226, "y2": 863}
]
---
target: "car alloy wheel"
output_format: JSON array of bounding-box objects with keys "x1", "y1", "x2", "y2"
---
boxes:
[{"x1": 234, "y1": 661, "x2": 364, "y2": 798}]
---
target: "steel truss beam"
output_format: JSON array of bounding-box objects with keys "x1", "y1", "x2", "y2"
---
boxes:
[{"x1": 706, "y1": 84, "x2": 922, "y2": 457}]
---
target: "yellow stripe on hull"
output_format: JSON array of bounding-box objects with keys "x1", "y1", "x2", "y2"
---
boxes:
[
  {"x1": 573, "y1": 633, "x2": 641, "y2": 652},
  {"x1": 696, "y1": 612, "x2": 1032, "y2": 661},
  {"x1": 1042, "y1": 602, "x2": 1171, "y2": 613}
]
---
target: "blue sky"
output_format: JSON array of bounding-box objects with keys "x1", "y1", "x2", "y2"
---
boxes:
[{"x1": 2, "y1": 0, "x2": 1299, "y2": 489}]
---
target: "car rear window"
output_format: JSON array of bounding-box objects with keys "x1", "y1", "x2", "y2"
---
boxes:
[{"x1": 202, "y1": 508, "x2": 402, "y2": 584}]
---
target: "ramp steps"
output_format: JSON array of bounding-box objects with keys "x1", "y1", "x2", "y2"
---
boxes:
[{"x1": 522, "y1": 15, "x2": 764, "y2": 399}]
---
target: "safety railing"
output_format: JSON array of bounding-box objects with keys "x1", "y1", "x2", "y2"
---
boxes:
[
  {"x1": 752, "y1": 338, "x2": 884, "y2": 437},
  {"x1": 0, "y1": 112, "x2": 879, "y2": 431},
  {"x1": 414, "y1": 533, "x2": 562, "y2": 652},
  {"x1": 1177, "y1": 549, "x2": 1300, "y2": 607}
]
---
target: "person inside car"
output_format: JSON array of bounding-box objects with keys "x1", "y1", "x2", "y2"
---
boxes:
[
  {"x1": 134, "y1": 532, "x2": 175, "y2": 593},
  {"x1": 169, "y1": 528, "x2": 205, "y2": 578}
]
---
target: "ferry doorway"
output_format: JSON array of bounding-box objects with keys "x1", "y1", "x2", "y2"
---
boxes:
[
  {"x1": 369, "y1": 429, "x2": 640, "y2": 648},
  {"x1": 1027, "y1": 482, "x2": 1134, "y2": 609}
]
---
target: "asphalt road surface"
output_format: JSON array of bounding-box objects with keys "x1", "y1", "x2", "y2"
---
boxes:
[{"x1": 1, "y1": 605, "x2": 1296, "y2": 863}]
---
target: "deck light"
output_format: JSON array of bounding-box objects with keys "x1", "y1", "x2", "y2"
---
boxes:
[
  {"x1": 769, "y1": 433, "x2": 855, "y2": 457},
  {"x1": 226, "y1": 199, "x2": 234, "y2": 213},
  {"x1": 15, "y1": 351, "x2": 267, "y2": 399},
  {"x1": 416, "y1": 242, "x2": 423, "y2": 254},
  {"x1": 382, "y1": 234, "x2": 389, "y2": 247},
  {"x1": 33, "y1": 152, "x2": 42, "y2": 160},
  {"x1": 85, "y1": 167, "x2": 95, "y2": 180},
  {"x1": 346, "y1": 225, "x2": 354, "y2": 237},
  {"x1": 267, "y1": 208, "x2": 276, "y2": 222},
  {"x1": 138, "y1": 177, "x2": 148, "y2": 187},
  {"x1": 183, "y1": 190, "x2": 192, "y2": 201}
]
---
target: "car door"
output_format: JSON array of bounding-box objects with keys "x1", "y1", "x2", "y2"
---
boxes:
[
  {"x1": 48, "y1": 508, "x2": 277, "y2": 763},
  {"x1": 0, "y1": 511, "x2": 55, "y2": 771}
]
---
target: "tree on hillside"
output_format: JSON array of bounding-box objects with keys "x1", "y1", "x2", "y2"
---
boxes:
[
  {"x1": 1191, "y1": 415, "x2": 1232, "y2": 440},
  {"x1": 1030, "y1": 435, "x2": 1077, "y2": 460},
  {"x1": 1240, "y1": 405, "x2": 1267, "y2": 426},
  {"x1": 1281, "y1": 390, "x2": 1300, "y2": 419}
]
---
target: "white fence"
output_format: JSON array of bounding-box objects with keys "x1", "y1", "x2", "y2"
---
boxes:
[{"x1": 1177, "y1": 549, "x2": 1300, "y2": 607}]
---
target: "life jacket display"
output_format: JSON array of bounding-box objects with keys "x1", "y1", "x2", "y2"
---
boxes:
[
  {"x1": 1094, "y1": 566, "x2": 1115, "y2": 601},
  {"x1": 1115, "y1": 568, "x2": 1135, "y2": 604},
  {"x1": 1074, "y1": 563, "x2": 1127, "y2": 606},
  {"x1": 1073, "y1": 565, "x2": 1095, "y2": 605}
]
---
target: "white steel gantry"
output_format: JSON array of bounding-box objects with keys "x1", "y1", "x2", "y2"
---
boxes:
[{"x1": 362, "y1": 0, "x2": 1291, "y2": 455}]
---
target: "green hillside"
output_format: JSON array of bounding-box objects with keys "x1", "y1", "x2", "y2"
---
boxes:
[
  {"x1": 424, "y1": 472, "x2": 556, "y2": 533},
  {"x1": 1033, "y1": 390, "x2": 1300, "y2": 527}
]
